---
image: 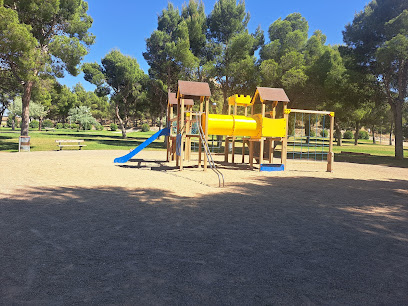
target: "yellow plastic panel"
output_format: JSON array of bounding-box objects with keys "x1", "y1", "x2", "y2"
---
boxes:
[
  {"x1": 203, "y1": 114, "x2": 259, "y2": 137},
  {"x1": 203, "y1": 114, "x2": 234, "y2": 136},
  {"x1": 262, "y1": 118, "x2": 286, "y2": 137},
  {"x1": 202, "y1": 114, "x2": 285, "y2": 138},
  {"x1": 228, "y1": 94, "x2": 252, "y2": 106},
  {"x1": 233, "y1": 115, "x2": 259, "y2": 137}
]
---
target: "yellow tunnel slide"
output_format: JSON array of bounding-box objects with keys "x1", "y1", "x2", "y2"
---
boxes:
[{"x1": 201, "y1": 114, "x2": 286, "y2": 138}]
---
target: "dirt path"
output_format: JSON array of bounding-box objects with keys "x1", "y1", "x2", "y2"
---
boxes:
[{"x1": 1, "y1": 150, "x2": 407, "y2": 304}]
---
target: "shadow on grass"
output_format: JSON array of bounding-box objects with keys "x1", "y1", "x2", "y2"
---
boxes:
[
  {"x1": 1, "y1": 176, "x2": 407, "y2": 304},
  {"x1": 95, "y1": 139, "x2": 166, "y2": 150},
  {"x1": 335, "y1": 152, "x2": 408, "y2": 168},
  {"x1": 0, "y1": 143, "x2": 18, "y2": 151},
  {"x1": 49, "y1": 132, "x2": 155, "y2": 141},
  {"x1": 47, "y1": 132, "x2": 166, "y2": 150},
  {"x1": 0, "y1": 139, "x2": 18, "y2": 151}
]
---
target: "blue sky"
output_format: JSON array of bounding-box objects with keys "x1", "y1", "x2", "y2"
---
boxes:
[{"x1": 59, "y1": 0, "x2": 370, "y2": 91}]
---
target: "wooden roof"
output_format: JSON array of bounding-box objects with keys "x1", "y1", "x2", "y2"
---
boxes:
[
  {"x1": 252, "y1": 87, "x2": 290, "y2": 104},
  {"x1": 177, "y1": 80, "x2": 211, "y2": 99},
  {"x1": 168, "y1": 92, "x2": 194, "y2": 106}
]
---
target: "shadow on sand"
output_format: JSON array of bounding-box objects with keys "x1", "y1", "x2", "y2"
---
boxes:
[{"x1": 1, "y1": 177, "x2": 407, "y2": 304}]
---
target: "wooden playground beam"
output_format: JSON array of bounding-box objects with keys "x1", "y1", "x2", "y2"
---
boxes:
[{"x1": 287, "y1": 109, "x2": 333, "y2": 115}]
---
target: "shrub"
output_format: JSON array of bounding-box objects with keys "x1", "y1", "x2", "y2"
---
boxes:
[
  {"x1": 55, "y1": 123, "x2": 63, "y2": 129},
  {"x1": 141, "y1": 123, "x2": 150, "y2": 132},
  {"x1": 358, "y1": 130, "x2": 369, "y2": 140},
  {"x1": 42, "y1": 119, "x2": 54, "y2": 128},
  {"x1": 306, "y1": 130, "x2": 315, "y2": 137},
  {"x1": 6, "y1": 116, "x2": 14, "y2": 128},
  {"x1": 63, "y1": 123, "x2": 70, "y2": 129},
  {"x1": 320, "y1": 130, "x2": 328, "y2": 138},
  {"x1": 29, "y1": 120, "x2": 39, "y2": 129},
  {"x1": 110, "y1": 123, "x2": 118, "y2": 131},
  {"x1": 70, "y1": 123, "x2": 78, "y2": 130},
  {"x1": 343, "y1": 130, "x2": 353, "y2": 139},
  {"x1": 403, "y1": 123, "x2": 408, "y2": 140},
  {"x1": 83, "y1": 123, "x2": 92, "y2": 130},
  {"x1": 68, "y1": 106, "x2": 97, "y2": 131},
  {"x1": 95, "y1": 123, "x2": 104, "y2": 131}
]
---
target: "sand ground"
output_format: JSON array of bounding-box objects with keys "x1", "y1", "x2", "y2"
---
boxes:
[{"x1": 1, "y1": 150, "x2": 407, "y2": 304}]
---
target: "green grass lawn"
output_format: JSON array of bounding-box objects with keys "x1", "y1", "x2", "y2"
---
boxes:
[
  {"x1": 0, "y1": 128, "x2": 164, "y2": 152},
  {"x1": 1, "y1": 128, "x2": 407, "y2": 167}
]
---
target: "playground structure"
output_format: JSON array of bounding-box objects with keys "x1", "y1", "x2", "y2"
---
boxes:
[{"x1": 115, "y1": 80, "x2": 335, "y2": 183}]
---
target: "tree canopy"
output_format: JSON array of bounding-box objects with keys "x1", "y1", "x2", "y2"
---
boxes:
[
  {"x1": 83, "y1": 50, "x2": 146, "y2": 138},
  {"x1": 343, "y1": 0, "x2": 408, "y2": 159},
  {"x1": 1, "y1": 0, "x2": 94, "y2": 136}
]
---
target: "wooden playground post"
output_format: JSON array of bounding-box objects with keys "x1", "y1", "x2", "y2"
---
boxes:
[
  {"x1": 185, "y1": 105, "x2": 192, "y2": 161},
  {"x1": 269, "y1": 101, "x2": 277, "y2": 163},
  {"x1": 176, "y1": 97, "x2": 180, "y2": 167},
  {"x1": 281, "y1": 103, "x2": 289, "y2": 168},
  {"x1": 249, "y1": 140, "x2": 254, "y2": 170},
  {"x1": 242, "y1": 109, "x2": 247, "y2": 159},
  {"x1": 166, "y1": 100, "x2": 171, "y2": 162},
  {"x1": 232, "y1": 102, "x2": 237, "y2": 163},
  {"x1": 327, "y1": 112, "x2": 335, "y2": 172},
  {"x1": 179, "y1": 98, "x2": 185, "y2": 171},
  {"x1": 198, "y1": 97, "x2": 203, "y2": 168},
  {"x1": 225, "y1": 102, "x2": 231, "y2": 163},
  {"x1": 242, "y1": 139, "x2": 246, "y2": 163},
  {"x1": 259, "y1": 103, "x2": 266, "y2": 170},
  {"x1": 224, "y1": 137, "x2": 229, "y2": 162},
  {"x1": 204, "y1": 97, "x2": 209, "y2": 171},
  {"x1": 249, "y1": 96, "x2": 255, "y2": 169}
]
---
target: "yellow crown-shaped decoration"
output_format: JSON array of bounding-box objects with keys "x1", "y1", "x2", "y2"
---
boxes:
[{"x1": 228, "y1": 94, "x2": 252, "y2": 106}]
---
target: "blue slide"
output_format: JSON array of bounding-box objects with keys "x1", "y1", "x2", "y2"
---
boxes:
[{"x1": 114, "y1": 127, "x2": 170, "y2": 164}]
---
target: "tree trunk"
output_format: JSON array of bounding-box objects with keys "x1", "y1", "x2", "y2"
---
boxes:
[
  {"x1": 393, "y1": 100, "x2": 404, "y2": 160},
  {"x1": 115, "y1": 104, "x2": 127, "y2": 139},
  {"x1": 38, "y1": 117, "x2": 43, "y2": 131},
  {"x1": 389, "y1": 119, "x2": 393, "y2": 146},
  {"x1": 221, "y1": 83, "x2": 229, "y2": 115},
  {"x1": 372, "y1": 125, "x2": 376, "y2": 144},
  {"x1": 354, "y1": 121, "x2": 360, "y2": 146},
  {"x1": 0, "y1": 109, "x2": 4, "y2": 127},
  {"x1": 21, "y1": 81, "x2": 34, "y2": 136},
  {"x1": 335, "y1": 121, "x2": 342, "y2": 146},
  {"x1": 305, "y1": 120, "x2": 311, "y2": 144}
]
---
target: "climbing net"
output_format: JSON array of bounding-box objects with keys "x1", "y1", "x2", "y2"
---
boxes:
[{"x1": 287, "y1": 109, "x2": 334, "y2": 162}]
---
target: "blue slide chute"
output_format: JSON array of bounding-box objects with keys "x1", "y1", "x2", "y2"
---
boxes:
[{"x1": 114, "y1": 127, "x2": 170, "y2": 164}]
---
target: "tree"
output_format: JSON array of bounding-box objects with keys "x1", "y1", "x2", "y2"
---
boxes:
[
  {"x1": 0, "y1": 70, "x2": 20, "y2": 125},
  {"x1": 181, "y1": 0, "x2": 211, "y2": 81},
  {"x1": 206, "y1": 0, "x2": 263, "y2": 113},
  {"x1": 49, "y1": 84, "x2": 78, "y2": 122},
  {"x1": 145, "y1": 79, "x2": 167, "y2": 130},
  {"x1": 68, "y1": 106, "x2": 96, "y2": 131},
  {"x1": 0, "y1": 92, "x2": 15, "y2": 126},
  {"x1": 343, "y1": 0, "x2": 408, "y2": 159},
  {"x1": 9, "y1": 97, "x2": 48, "y2": 130},
  {"x1": 1, "y1": 0, "x2": 94, "y2": 137},
  {"x1": 83, "y1": 50, "x2": 146, "y2": 138},
  {"x1": 73, "y1": 83, "x2": 109, "y2": 121},
  {"x1": 260, "y1": 13, "x2": 309, "y2": 106},
  {"x1": 143, "y1": 3, "x2": 198, "y2": 91}
]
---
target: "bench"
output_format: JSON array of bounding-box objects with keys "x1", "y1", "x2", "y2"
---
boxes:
[
  {"x1": 56, "y1": 139, "x2": 86, "y2": 150},
  {"x1": 45, "y1": 127, "x2": 55, "y2": 132}
]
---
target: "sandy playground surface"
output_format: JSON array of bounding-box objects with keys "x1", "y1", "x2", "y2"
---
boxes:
[{"x1": 0, "y1": 149, "x2": 407, "y2": 304}]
